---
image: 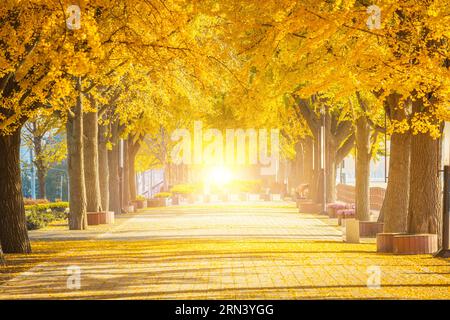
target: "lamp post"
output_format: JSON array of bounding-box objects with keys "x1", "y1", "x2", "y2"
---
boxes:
[
  {"x1": 60, "y1": 175, "x2": 64, "y2": 200},
  {"x1": 47, "y1": 167, "x2": 69, "y2": 201},
  {"x1": 119, "y1": 139, "x2": 124, "y2": 211},
  {"x1": 320, "y1": 105, "x2": 327, "y2": 214},
  {"x1": 30, "y1": 148, "x2": 36, "y2": 199}
]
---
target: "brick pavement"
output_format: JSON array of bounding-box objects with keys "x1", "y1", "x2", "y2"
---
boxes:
[{"x1": 0, "y1": 202, "x2": 449, "y2": 299}]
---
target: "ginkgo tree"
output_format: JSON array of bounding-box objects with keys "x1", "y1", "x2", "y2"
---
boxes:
[
  {"x1": 196, "y1": 0, "x2": 450, "y2": 236},
  {"x1": 22, "y1": 115, "x2": 67, "y2": 199},
  {"x1": 0, "y1": 0, "x2": 214, "y2": 251},
  {"x1": 283, "y1": 0, "x2": 450, "y2": 235},
  {"x1": 0, "y1": 1, "x2": 76, "y2": 253}
]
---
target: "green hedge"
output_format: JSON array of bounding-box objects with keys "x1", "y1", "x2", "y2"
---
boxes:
[
  {"x1": 229, "y1": 179, "x2": 262, "y2": 193},
  {"x1": 154, "y1": 192, "x2": 172, "y2": 198},
  {"x1": 170, "y1": 184, "x2": 201, "y2": 195},
  {"x1": 24, "y1": 202, "x2": 69, "y2": 230}
]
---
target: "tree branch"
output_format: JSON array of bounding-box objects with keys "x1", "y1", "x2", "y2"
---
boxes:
[
  {"x1": 293, "y1": 95, "x2": 320, "y2": 135},
  {"x1": 336, "y1": 134, "x2": 355, "y2": 164}
]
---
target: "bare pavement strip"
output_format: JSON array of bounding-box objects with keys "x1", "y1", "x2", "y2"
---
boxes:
[{"x1": 0, "y1": 202, "x2": 449, "y2": 299}]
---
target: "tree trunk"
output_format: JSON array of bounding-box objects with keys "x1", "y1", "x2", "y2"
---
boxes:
[
  {"x1": 33, "y1": 135, "x2": 47, "y2": 199},
  {"x1": 325, "y1": 163, "x2": 336, "y2": 203},
  {"x1": 66, "y1": 78, "x2": 87, "y2": 230},
  {"x1": 291, "y1": 142, "x2": 302, "y2": 188},
  {"x1": 311, "y1": 130, "x2": 322, "y2": 203},
  {"x1": 379, "y1": 95, "x2": 410, "y2": 233},
  {"x1": 0, "y1": 129, "x2": 31, "y2": 253},
  {"x1": 162, "y1": 162, "x2": 170, "y2": 192},
  {"x1": 98, "y1": 122, "x2": 109, "y2": 212},
  {"x1": 0, "y1": 247, "x2": 5, "y2": 265},
  {"x1": 83, "y1": 109, "x2": 102, "y2": 212},
  {"x1": 407, "y1": 100, "x2": 441, "y2": 235},
  {"x1": 122, "y1": 138, "x2": 130, "y2": 207},
  {"x1": 128, "y1": 154, "x2": 136, "y2": 201},
  {"x1": 355, "y1": 115, "x2": 371, "y2": 221},
  {"x1": 108, "y1": 122, "x2": 121, "y2": 215},
  {"x1": 168, "y1": 163, "x2": 173, "y2": 188},
  {"x1": 295, "y1": 98, "x2": 354, "y2": 204},
  {"x1": 325, "y1": 137, "x2": 337, "y2": 204},
  {"x1": 127, "y1": 137, "x2": 140, "y2": 201},
  {"x1": 36, "y1": 165, "x2": 46, "y2": 199},
  {"x1": 303, "y1": 137, "x2": 314, "y2": 187}
]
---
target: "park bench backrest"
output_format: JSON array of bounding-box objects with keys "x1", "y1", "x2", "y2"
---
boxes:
[{"x1": 336, "y1": 184, "x2": 386, "y2": 211}]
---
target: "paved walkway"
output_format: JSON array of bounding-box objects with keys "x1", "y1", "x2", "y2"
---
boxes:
[{"x1": 1, "y1": 202, "x2": 449, "y2": 299}]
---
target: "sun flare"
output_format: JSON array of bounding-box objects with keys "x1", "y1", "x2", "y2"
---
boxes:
[{"x1": 207, "y1": 166, "x2": 233, "y2": 186}]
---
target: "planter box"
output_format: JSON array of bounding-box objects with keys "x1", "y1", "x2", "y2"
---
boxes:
[
  {"x1": 248, "y1": 194, "x2": 260, "y2": 201},
  {"x1": 124, "y1": 205, "x2": 135, "y2": 213},
  {"x1": 298, "y1": 202, "x2": 322, "y2": 214},
  {"x1": 270, "y1": 194, "x2": 281, "y2": 201},
  {"x1": 147, "y1": 198, "x2": 168, "y2": 207},
  {"x1": 176, "y1": 196, "x2": 188, "y2": 205},
  {"x1": 131, "y1": 200, "x2": 145, "y2": 209},
  {"x1": 160, "y1": 198, "x2": 169, "y2": 207},
  {"x1": 393, "y1": 234, "x2": 438, "y2": 255},
  {"x1": 297, "y1": 198, "x2": 310, "y2": 208},
  {"x1": 260, "y1": 194, "x2": 270, "y2": 201},
  {"x1": 377, "y1": 233, "x2": 406, "y2": 253},
  {"x1": 359, "y1": 221, "x2": 384, "y2": 238},
  {"x1": 88, "y1": 211, "x2": 114, "y2": 226},
  {"x1": 87, "y1": 212, "x2": 101, "y2": 226},
  {"x1": 172, "y1": 195, "x2": 180, "y2": 205},
  {"x1": 147, "y1": 199, "x2": 159, "y2": 208},
  {"x1": 98, "y1": 211, "x2": 107, "y2": 224},
  {"x1": 105, "y1": 211, "x2": 115, "y2": 224}
]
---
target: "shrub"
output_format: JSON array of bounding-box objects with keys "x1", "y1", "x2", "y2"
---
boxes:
[
  {"x1": 26, "y1": 210, "x2": 55, "y2": 230},
  {"x1": 24, "y1": 202, "x2": 69, "y2": 230},
  {"x1": 170, "y1": 184, "x2": 200, "y2": 195},
  {"x1": 135, "y1": 195, "x2": 146, "y2": 201},
  {"x1": 229, "y1": 179, "x2": 262, "y2": 193},
  {"x1": 154, "y1": 192, "x2": 172, "y2": 198},
  {"x1": 23, "y1": 198, "x2": 49, "y2": 205}
]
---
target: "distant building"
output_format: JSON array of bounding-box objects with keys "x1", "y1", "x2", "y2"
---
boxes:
[
  {"x1": 338, "y1": 155, "x2": 388, "y2": 188},
  {"x1": 136, "y1": 168, "x2": 165, "y2": 198}
]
